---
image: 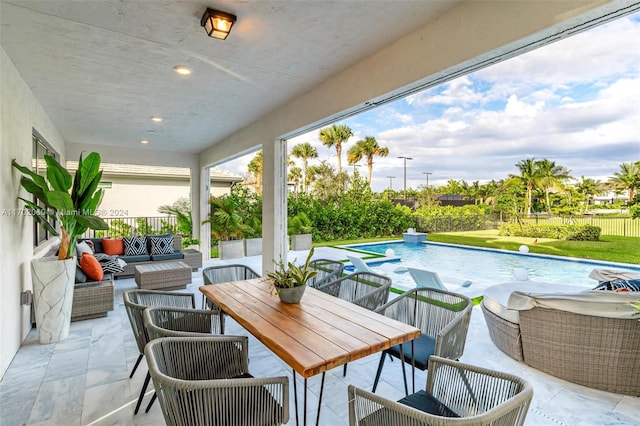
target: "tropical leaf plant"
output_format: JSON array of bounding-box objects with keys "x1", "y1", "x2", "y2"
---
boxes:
[{"x1": 12, "y1": 152, "x2": 109, "y2": 260}]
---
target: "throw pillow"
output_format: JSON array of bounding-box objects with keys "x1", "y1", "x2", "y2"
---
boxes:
[
  {"x1": 593, "y1": 279, "x2": 640, "y2": 292},
  {"x1": 148, "y1": 235, "x2": 174, "y2": 255},
  {"x1": 75, "y1": 266, "x2": 88, "y2": 283},
  {"x1": 123, "y1": 236, "x2": 147, "y2": 256},
  {"x1": 100, "y1": 258, "x2": 125, "y2": 274},
  {"x1": 102, "y1": 238, "x2": 124, "y2": 255},
  {"x1": 76, "y1": 240, "x2": 94, "y2": 258},
  {"x1": 80, "y1": 253, "x2": 104, "y2": 281}
]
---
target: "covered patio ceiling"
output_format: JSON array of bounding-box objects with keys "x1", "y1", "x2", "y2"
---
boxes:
[
  {"x1": 2, "y1": 0, "x2": 638, "y2": 161},
  {"x1": 0, "y1": 0, "x2": 462, "y2": 155}
]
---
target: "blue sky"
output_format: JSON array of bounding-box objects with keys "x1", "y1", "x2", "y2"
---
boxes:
[{"x1": 220, "y1": 12, "x2": 640, "y2": 193}]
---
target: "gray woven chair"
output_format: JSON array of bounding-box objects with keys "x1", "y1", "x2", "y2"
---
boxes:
[
  {"x1": 122, "y1": 289, "x2": 196, "y2": 414},
  {"x1": 141, "y1": 306, "x2": 228, "y2": 413},
  {"x1": 316, "y1": 271, "x2": 391, "y2": 310},
  {"x1": 372, "y1": 288, "x2": 472, "y2": 395},
  {"x1": 201, "y1": 264, "x2": 261, "y2": 312},
  {"x1": 307, "y1": 258, "x2": 344, "y2": 288},
  {"x1": 145, "y1": 336, "x2": 289, "y2": 426},
  {"x1": 349, "y1": 356, "x2": 533, "y2": 425}
]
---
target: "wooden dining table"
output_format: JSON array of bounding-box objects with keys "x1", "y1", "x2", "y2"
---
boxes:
[{"x1": 200, "y1": 278, "x2": 420, "y2": 426}]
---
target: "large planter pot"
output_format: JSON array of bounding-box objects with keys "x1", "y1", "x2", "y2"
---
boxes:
[
  {"x1": 277, "y1": 285, "x2": 307, "y2": 304},
  {"x1": 218, "y1": 240, "x2": 245, "y2": 260},
  {"x1": 31, "y1": 256, "x2": 76, "y2": 344},
  {"x1": 244, "y1": 237, "x2": 263, "y2": 256},
  {"x1": 291, "y1": 233, "x2": 312, "y2": 251}
]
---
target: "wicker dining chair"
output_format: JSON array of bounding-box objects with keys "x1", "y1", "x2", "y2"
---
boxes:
[
  {"x1": 349, "y1": 356, "x2": 533, "y2": 425},
  {"x1": 201, "y1": 264, "x2": 261, "y2": 312},
  {"x1": 372, "y1": 287, "x2": 472, "y2": 395},
  {"x1": 316, "y1": 271, "x2": 391, "y2": 310},
  {"x1": 307, "y1": 258, "x2": 344, "y2": 288},
  {"x1": 140, "y1": 306, "x2": 228, "y2": 413},
  {"x1": 122, "y1": 289, "x2": 197, "y2": 414},
  {"x1": 145, "y1": 336, "x2": 289, "y2": 426}
]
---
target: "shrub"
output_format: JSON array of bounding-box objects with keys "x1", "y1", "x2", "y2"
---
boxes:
[
  {"x1": 630, "y1": 205, "x2": 640, "y2": 219},
  {"x1": 498, "y1": 223, "x2": 600, "y2": 241}
]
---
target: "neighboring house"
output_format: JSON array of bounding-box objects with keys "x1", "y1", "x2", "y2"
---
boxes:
[{"x1": 67, "y1": 162, "x2": 243, "y2": 217}]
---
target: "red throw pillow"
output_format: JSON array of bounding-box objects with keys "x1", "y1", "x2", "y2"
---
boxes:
[
  {"x1": 80, "y1": 253, "x2": 104, "y2": 281},
  {"x1": 102, "y1": 238, "x2": 124, "y2": 255}
]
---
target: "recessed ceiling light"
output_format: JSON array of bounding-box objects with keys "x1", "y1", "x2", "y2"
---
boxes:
[
  {"x1": 140, "y1": 140, "x2": 149, "y2": 144},
  {"x1": 150, "y1": 116, "x2": 162, "y2": 122},
  {"x1": 146, "y1": 130, "x2": 156, "y2": 134},
  {"x1": 173, "y1": 65, "x2": 192, "y2": 75}
]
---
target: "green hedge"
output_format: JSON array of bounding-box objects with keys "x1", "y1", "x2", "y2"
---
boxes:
[{"x1": 498, "y1": 223, "x2": 601, "y2": 241}]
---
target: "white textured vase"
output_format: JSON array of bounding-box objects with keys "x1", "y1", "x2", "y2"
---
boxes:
[{"x1": 31, "y1": 256, "x2": 76, "y2": 344}]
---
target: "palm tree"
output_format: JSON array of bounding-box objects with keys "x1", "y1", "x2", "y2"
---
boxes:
[
  {"x1": 536, "y1": 159, "x2": 571, "y2": 213},
  {"x1": 346, "y1": 136, "x2": 389, "y2": 183},
  {"x1": 290, "y1": 142, "x2": 318, "y2": 192},
  {"x1": 575, "y1": 176, "x2": 605, "y2": 210},
  {"x1": 511, "y1": 158, "x2": 541, "y2": 216},
  {"x1": 288, "y1": 166, "x2": 302, "y2": 198},
  {"x1": 247, "y1": 150, "x2": 263, "y2": 194},
  {"x1": 609, "y1": 161, "x2": 640, "y2": 202},
  {"x1": 319, "y1": 124, "x2": 353, "y2": 174}
]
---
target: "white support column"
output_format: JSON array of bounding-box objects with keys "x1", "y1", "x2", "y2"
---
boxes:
[
  {"x1": 200, "y1": 166, "x2": 211, "y2": 260},
  {"x1": 262, "y1": 139, "x2": 288, "y2": 275},
  {"x1": 189, "y1": 166, "x2": 201, "y2": 241}
]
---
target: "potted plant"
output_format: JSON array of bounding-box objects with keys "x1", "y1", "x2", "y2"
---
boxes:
[
  {"x1": 267, "y1": 247, "x2": 317, "y2": 303},
  {"x1": 289, "y1": 212, "x2": 313, "y2": 251},
  {"x1": 12, "y1": 152, "x2": 109, "y2": 343},
  {"x1": 203, "y1": 196, "x2": 250, "y2": 259}
]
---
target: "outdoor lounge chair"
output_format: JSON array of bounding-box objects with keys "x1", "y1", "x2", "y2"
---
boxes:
[
  {"x1": 372, "y1": 287, "x2": 472, "y2": 395},
  {"x1": 407, "y1": 267, "x2": 472, "y2": 291},
  {"x1": 349, "y1": 356, "x2": 533, "y2": 425},
  {"x1": 145, "y1": 337, "x2": 289, "y2": 425},
  {"x1": 347, "y1": 255, "x2": 407, "y2": 275},
  {"x1": 123, "y1": 289, "x2": 197, "y2": 414}
]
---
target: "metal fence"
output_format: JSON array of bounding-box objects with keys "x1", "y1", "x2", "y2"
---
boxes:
[
  {"x1": 522, "y1": 216, "x2": 640, "y2": 238},
  {"x1": 81, "y1": 216, "x2": 179, "y2": 238},
  {"x1": 415, "y1": 214, "x2": 639, "y2": 237}
]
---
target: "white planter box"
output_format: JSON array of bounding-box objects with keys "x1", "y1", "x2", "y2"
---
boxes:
[
  {"x1": 291, "y1": 234, "x2": 312, "y2": 251},
  {"x1": 244, "y1": 238, "x2": 263, "y2": 256},
  {"x1": 218, "y1": 240, "x2": 245, "y2": 260}
]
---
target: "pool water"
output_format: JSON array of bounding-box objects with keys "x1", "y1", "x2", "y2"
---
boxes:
[{"x1": 347, "y1": 241, "x2": 640, "y2": 291}]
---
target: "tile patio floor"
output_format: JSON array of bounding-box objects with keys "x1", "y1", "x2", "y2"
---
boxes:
[{"x1": 1, "y1": 249, "x2": 638, "y2": 425}]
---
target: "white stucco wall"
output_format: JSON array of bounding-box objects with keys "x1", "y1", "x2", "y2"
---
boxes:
[
  {"x1": 97, "y1": 177, "x2": 232, "y2": 218},
  {"x1": 1, "y1": 48, "x2": 66, "y2": 378}
]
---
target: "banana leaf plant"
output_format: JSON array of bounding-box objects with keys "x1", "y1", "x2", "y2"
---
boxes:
[{"x1": 12, "y1": 152, "x2": 109, "y2": 260}]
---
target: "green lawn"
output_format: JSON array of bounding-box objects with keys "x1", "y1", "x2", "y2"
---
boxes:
[{"x1": 212, "y1": 231, "x2": 639, "y2": 265}]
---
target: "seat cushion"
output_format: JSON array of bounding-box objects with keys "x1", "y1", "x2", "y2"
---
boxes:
[
  {"x1": 398, "y1": 390, "x2": 459, "y2": 417},
  {"x1": 386, "y1": 334, "x2": 436, "y2": 370},
  {"x1": 119, "y1": 254, "x2": 151, "y2": 263},
  {"x1": 483, "y1": 281, "x2": 585, "y2": 324},
  {"x1": 150, "y1": 252, "x2": 184, "y2": 262}
]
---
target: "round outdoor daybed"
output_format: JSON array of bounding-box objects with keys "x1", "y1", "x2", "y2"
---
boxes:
[{"x1": 481, "y1": 281, "x2": 640, "y2": 396}]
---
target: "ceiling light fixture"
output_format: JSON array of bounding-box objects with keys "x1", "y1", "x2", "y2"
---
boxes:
[
  {"x1": 201, "y1": 8, "x2": 236, "y2": 40},
  {"x1": 173, "y1": 65, "x2": 192, "y2": 75},
  {"x1": 150, "y1": 116, "x2": 162, "y2": 122},
  {"x1": 140, "y1": 140, "x2": 149, "y2": 145}
]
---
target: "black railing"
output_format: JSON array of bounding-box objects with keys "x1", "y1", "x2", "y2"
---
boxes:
[{"x1": 81, "y1": 216, "x2": 179, "y2": 238}]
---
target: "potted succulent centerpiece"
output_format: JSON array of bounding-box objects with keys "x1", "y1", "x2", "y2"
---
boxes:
[
  {"x1": 267, "y1": 247, "x2": 317, "y2": 304},
  {"x1": 12, "y1": 152, "x2": 109, "y2": 343}
]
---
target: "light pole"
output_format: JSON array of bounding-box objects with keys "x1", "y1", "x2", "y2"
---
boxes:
[
  {"x1": 386, "y1": 176, "x2": 396, "y2": 191},
  {"x1": 352, "y1": 163, "x2": 361, "y2": 174},
  {"x1": 398, "y1": 156, "x2": 413, "y2": 200},
  {"x1": 422, "y1": 171, "x2": 432, "y2": 189}
]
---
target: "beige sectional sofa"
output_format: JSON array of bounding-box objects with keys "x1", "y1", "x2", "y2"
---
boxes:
[{"x1": 482, "y1": 281, "x2": 640, "y2": 396}]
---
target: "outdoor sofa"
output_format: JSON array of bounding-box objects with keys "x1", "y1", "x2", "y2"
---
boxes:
[
  {"x1": 482, "y1": 280, "x2": 640, "y2": 396},
  {"x1": 69, "y1": 234, "x2": 202, "y2": 321}
]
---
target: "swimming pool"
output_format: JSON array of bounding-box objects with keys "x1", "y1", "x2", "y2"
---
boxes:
[{"x1": 346, "y1": 241, "x2": 640, "y2": 291}]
